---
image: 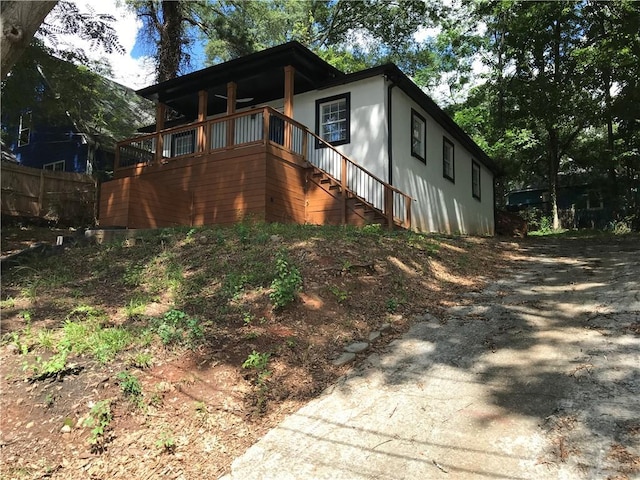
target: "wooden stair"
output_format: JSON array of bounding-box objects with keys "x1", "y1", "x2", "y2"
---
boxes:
[{"x1": 308, "y1": 167, "x2": 403, "y2": 229}]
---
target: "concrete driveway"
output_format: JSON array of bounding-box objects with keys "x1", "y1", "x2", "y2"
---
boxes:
[{"x1": 221, "y1": 236, "x2": 640, "y2": 479}]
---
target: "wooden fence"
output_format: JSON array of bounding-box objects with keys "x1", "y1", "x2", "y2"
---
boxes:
[{"x1": 1, "y1": 162, "x2": 96, "y2": 225}]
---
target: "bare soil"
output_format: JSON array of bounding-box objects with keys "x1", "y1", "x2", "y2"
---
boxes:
[{"x1": 1, "y1": 225, "x2": 633, "y2": 479}]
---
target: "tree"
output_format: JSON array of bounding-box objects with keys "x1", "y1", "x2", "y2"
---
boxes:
[{"x1": 1, "y1": 1, "x2": 57, "y2": 78}]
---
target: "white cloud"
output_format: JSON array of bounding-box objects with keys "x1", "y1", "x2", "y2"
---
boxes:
[{"x1": 42, "y1": 0, "x2": 155, "y2": 90}]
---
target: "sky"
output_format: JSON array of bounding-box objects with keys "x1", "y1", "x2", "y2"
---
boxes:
[
  {"x1": 41, "y1": 0, "x2": 485, "y2": 105},
  {"x1": 42, "y1": 0, "x2": 158, "y2": 90}
]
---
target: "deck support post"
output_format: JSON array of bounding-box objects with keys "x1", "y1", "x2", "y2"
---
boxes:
[
  {"x1": 341, "y1": 156, "x2": 347, "y2": 224},
  {"x1": 197, "y1": 90, "x2": 208, "y2": 152},
  {"x1": 284, "y1": 65, "x2": 295, "y2": 150},
  {"x1": 155, "y1": 102, "x2": 166, "y2": 164},
  {"x1": 226, "y1": 82, "x2": 236, "y2": 147},
  {"x1": 384, "y1": 186, "x2": 393, "y2": 230}
]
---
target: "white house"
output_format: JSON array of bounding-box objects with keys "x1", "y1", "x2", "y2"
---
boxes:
[{"x1": 100, "y1": 42, "x2": 497, "y2": 235}]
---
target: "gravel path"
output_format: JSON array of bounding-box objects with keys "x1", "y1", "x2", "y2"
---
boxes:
[{"x1": 221, "y1": 236, "x2": 640, "y2": 480}]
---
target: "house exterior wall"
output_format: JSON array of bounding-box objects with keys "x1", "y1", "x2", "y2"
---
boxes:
[
  {"x1": 388, "y1": 81, "x2": 494, "y2": 235},
  {"x1": 290, "y1": 75, "x2": 495, "y2": 235},
  {"x1": 293, "y1": 76, "x2": 389, "y2": 183}
]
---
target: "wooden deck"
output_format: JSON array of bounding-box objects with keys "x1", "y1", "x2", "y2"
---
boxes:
[{"x1": 99, "y1": 107, "x2": 411, "y2": 230}]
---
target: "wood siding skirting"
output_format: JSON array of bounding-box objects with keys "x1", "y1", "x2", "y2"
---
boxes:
[{"x1": 99, "y1": 144, "x2": 360, "y2": 229}]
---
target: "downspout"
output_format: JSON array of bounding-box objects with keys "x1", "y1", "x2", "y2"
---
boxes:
[{"x1": 387, "y1": 79, "x2": 397, "y2": 185}]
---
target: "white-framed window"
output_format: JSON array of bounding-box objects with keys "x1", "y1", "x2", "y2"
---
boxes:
[
  {"x1": 443, "y1": 136, "x2": 454, "y2": 182},
  {"x1": 43, "y1": 160, "x2": 65, "y2": 172},
  {"x1": 411, "y1": 109, "x2": 426, "y2": 163},
  {"x1": 18, "y1": 111, "x2": 32, "y2": 147},
  {"x1": 472, "y1": 161, "x2": 481, "y2": 200},
  {"x1": 315, "y1": 93, "x2": 350, "y2": 147}
]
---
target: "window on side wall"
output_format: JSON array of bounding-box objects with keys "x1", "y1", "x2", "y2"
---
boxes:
[
  {"x1": 411, "y1": 109, "x2": 426, "y2": 163},
  {"x1": 472, "y1": 161, "x2": 481, "y2": 200},
  {"x1": 43, "y1": 160, "x2": 65, "y2": 172},
  {"x1": 443, "y1": 137, "x2": 454, "y2": 182},
  {"x1": 315, "y1": 93, "x2": 350, "y2": 148}
]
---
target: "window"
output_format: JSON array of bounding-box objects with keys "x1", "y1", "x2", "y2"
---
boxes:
[
  {"x1": 18, "y1": 111, "x2": 32, "y2": 147},
  {"x1": 443, "y1": 137, "x2": 454, "y2": 182},
  {"x1": 171, "y1": 130, "x2": 195, "y2": 156},
  {"x1": 411, "y1": 109, "x2": 426, "y2": 162},
  {"x1": 43, "y1": 160, "x2": 65, "y2": 172},
  {"x1": 587, "y1": 191, "x2": 603, "y2": 210},
  {"x1": 472, "y1": 161, "x2": 481, "y2": 200},
  {"x1": 315, "y1": 93, "x2": 350, "y2": 147}
]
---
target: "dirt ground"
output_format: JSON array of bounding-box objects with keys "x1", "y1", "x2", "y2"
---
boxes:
[{"x1": 0, "y1": 226, "x2": 637, "y2": 479}]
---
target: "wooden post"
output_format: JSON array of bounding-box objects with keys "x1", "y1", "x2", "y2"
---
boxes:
[
  {"x1": 263, "y1": 107, "x2": 270, "y2": 146},
  {"x1": 384, "y1": 186, "x2": 393, "y2": 230},
  {"x1": 226, "y1": 82, "x2": 236, "y2": 147},
  {"x1": 197, "y1": 89, "x2": 208, "y2": 152},
  {"x1": 155, "y1": 102, "x2": 166, "y2": 164},
  {"x1": 38, "y1": 169, "x2": 45, "y2": 216},
  {"x1": 341, "y1": 156, "x2": 347, "y2": 225},
  {"x1": 284, "y1": 66, "x2": 295, "y2": 151},
  {"x1": 405, "y1": 197, "x2": 412, "y2": 229}
]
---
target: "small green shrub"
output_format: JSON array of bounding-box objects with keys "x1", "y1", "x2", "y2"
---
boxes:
[
  {"x1": 84, "y1": 399, "x2": 112, "y2": 449},
  {"x1": 269, "y1": 250, "x2": 302, "y2": 309},
  {"x1": 150, "y1": 309, "x2": 203, "y2": 348},
  {"x1": 116, "y1": 371, "x2": 143, "y2": 401},
  {"x1": 328, "y1": 285, "x2": 349, "y2": 304}
]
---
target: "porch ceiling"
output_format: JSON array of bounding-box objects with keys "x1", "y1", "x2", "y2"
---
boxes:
[{"x1": 137, "y1": 41, "x2": 343, "y2": 122}]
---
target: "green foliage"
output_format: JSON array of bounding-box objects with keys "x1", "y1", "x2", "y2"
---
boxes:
[
  {"x1": 242, "y1": 350, "x2": 271, "y2": 372},
  {"x1": 149, "y1": 309, "x2": 204, "y2": 348},
  {"x1": 116, "y1": 371, "x2": 143, "y2": 398},
  {"x1": 269, "y1": 250, "x2": 302, "y2": 309},
  {"x1": 129, "y1": 352, "x2": 153, "y2": 369},
  {"x1": 84, "y1": 399, "x2": 112, "y2": 449},
  {"x1": 155, "y1": 429, "x2": 176, "y2": 453},
  {"x1": 328, "y1": 285, "x2": 349, "y2": 304},
  {"x1": 386, "y1": 298, "x2": 399, "y2": 313}
]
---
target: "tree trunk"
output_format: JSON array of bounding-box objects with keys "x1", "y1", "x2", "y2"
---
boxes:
[
  {"x1": 157, "y1": 0, "x2": 183, "y2": 82},
  {"x1": 548, "y1": 128, "x2": 561, "y2": 230},
  {"x1": 1, "y1": 1, "x2": 57, "y2": 79}
]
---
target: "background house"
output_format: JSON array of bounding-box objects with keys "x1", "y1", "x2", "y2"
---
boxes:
[
  {"x1": 100, "y1": 42, "x2": 498, "y2": 235},
  {"x1": 1, "y1": 52, "x2": 154, "y2": 180}
]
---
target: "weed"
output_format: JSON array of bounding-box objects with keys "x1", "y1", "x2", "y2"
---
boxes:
[
  {"x1": 20, "y1": 310, "x2": 32, "y2": 325},
  {"x1": 242, "y1": 312, "x2": 254, "y2": 325},
  {"x1": 386, "y1": 298, "x2": 399, "y2": 313},
  {"x1": 84, "y1": 399, "x2": 112, "y2": 451},
  {"x1": 243, "y1": 331, "x2": 259, "y2": 340},
  {"x1": 24, "y1": 342, "x2": 71, "y2": 378},
  {"x1": 285, "y1": 337, "x2": 297, "y2": 348},
  {"x1": 328, "y1": 285, "x2": 349, "y2": 304},
  {"x1": 116, "y1": 371, "x2": 143, "y2": 398},
  {"x1": 0, "y1": 297, "x2": 16, "y2": 309},
  {"x1": 36, "y1": 329, "x2": 55, "y2": 350},
  {"x1": 150, "y1": 309, "x2": 203, "y2": 348},
  {"x1": 124, "y1": 296, "x2": 149, "y2": 319},
  {"x1": 44, "y1": 393, "x2": 55, "y2": 408},
  {"x1": 155, "y1": 429, "x2": 176, "y2": 453},
  {"x1": 242, "y1": 350, "x2": 271, "y2": 372},
  {"x1": 269, "y1": 250, "x2": 302, "y2": 309},
  {"x1": 129, "y1": 352, "x2": 153, "y2": 369}
]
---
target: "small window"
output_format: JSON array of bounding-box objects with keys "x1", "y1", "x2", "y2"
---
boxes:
[
  {"x1": 315, "y1": 93, "x2": 350, "y2": 148},
  {"x1": 171, "y1": 130, "x2": 195, "y2": 156},
  {"x1": 472, "y1": 161, "x2": 481, "y2": 200},
  {"x1": 43, "y1": 160, "x2": 65, "y2": 172},
  {"x1": 18, "y1": 111, "x2": 32, "y2": 147},
  {"x1": 411, "y1": 109, "x2": 426, "y2": 163},
  {"x1": 443, "y1": 137, "x2": 455, "y2": 182},
  {"x1": 587, "y1": 191, "x2": 603, "y2": 210}
]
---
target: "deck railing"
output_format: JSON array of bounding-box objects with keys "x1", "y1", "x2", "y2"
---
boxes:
[{"x1": 116, "y1": 106, "x2": 411, "y2": 228}]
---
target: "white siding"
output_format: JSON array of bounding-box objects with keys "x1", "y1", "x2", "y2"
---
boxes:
[{"x1": 388, "y1": 82, "x2": 494, "y2": 235}]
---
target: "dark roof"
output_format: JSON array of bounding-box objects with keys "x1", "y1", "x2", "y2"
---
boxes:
[
  {"x1": 137, "y1": 41, "x2": 497, "y2": 174},
  {"x1": 137, "y1": 41, "x2": 343, "y2": 120}
]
